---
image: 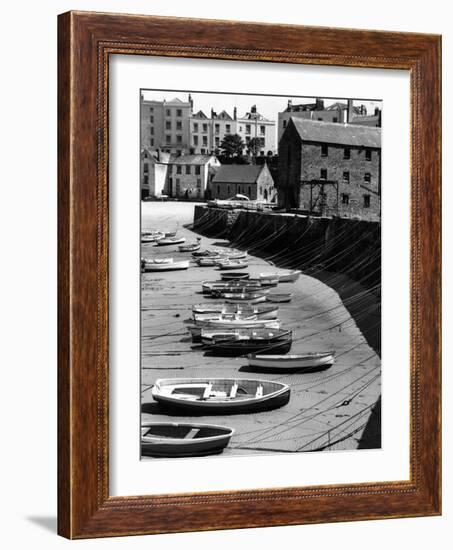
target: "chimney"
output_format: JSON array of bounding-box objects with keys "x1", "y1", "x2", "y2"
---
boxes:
[
  {"x1": 315, "y1": 98, "x2": 324, "y2": 110},
  {"x1": 188, "y1": 93, "x2": 193, "y2": 109},
  {"x1": 287, "y1": 99, "x2": 293, "y2": 110},
  {"x1": 251, "y1": 105, "x2": 257, "y2": 114},
  {"x1": 347, "y1": 99, "x2": 354, "y2": 123},
  {"x1": 233, "y1": 107, "x2": 237, "y2": 120},
  {"x1": 211, "y1": 108, "x2": 214, "y2": 118}
]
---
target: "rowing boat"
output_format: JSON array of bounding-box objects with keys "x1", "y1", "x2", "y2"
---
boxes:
[
  {"x1": 178, "y1": 243, "x2": 201, "y2": 252},
  {"x1": 224, "y1": 293, "x2": 268, "y2": 304},
  {"x1": 196, "y1": 257, "x2": 221, "y2": 267},
  {"x1": 220, "y1": 272, "x2": 250, "y2": 281},
  {"x1": 266, "y1": 292, "x2": 293, "y2": 303},
  {"x1": 193, "y1": 307, "x2": 278, "y2": 322},
  {"x1": 141, "y1": 231, "x2": 165, "y2": 243},
  {"x1": 151, "y1": 378, "x2": 290, "y2": 414},
  {"x1": 258, "y1": 270, "x2": 301, "y2": 283},
  {"x1": 217, "y1": 259, "x2": 249, "y2": 270},
  {"x1": 189, "y1": 319, "x2": 281, "y2": 342},
  {"x1": 157, "y1": 236, "x2": 186, "y2": 246},
  {"x1": 247, "y1": 351, "x2": 335, "y2": 372},
  {"x1": 192, "y1": 303, "x2": 279, "y2": 319},
  {"x1": 141, "y1": 422, "x2": 234, "y2": 458},
  {"x1": 141, "y1": 257, "x2": 173, "y2": 265},
  {"x1": 201, "y1": 328, "x2": 292, "y2": 356},
  {"x1": 142, "y1": 260, "x2": 189, "y2": 272},
  {"x1": 201, "y1": 280, "x2": 263, "y2": 294}
]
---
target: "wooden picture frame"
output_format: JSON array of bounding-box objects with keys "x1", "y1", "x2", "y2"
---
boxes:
[{"x1": 58, "y1": 11, "x2": 441, "y2": 539}]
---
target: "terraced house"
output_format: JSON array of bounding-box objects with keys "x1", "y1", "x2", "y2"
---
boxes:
[
  {"x1": 166, "y1": 154, "x2": 221, "y2": 199},
  {"x1": 278, "y1": 118, "x2": 381, "y2": 221}
]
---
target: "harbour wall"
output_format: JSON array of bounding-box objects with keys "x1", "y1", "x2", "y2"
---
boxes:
[
  {"x1": 193, "y1": 205, "x2": 381, "y2": 354},
  {"x1": 193, "y1": 206, "x2": 380, "y2": 290}
]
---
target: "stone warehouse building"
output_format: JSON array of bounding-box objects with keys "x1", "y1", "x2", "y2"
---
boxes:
[
  {"x1": 210, "y1": 164, "x2": 275, "y2": 201},
  {"x1": 278, "y1": 99, "x2": 382, "y2": 141},
  {"x1": 278, "y1": 118, "x2": 381, "y2": 221}
]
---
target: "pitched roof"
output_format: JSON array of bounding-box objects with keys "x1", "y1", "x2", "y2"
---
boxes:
[
  {"x1": 288, "y1": 117, "x2": 381, "y2": 148},
  {"x1": 192, "y1": 110, "x2": 209, "y2": 119},
  {"x1": 212, "y1": 164, "x2": 265, "y2": 184},
  {"x1": 169, "y1": 154, "x2": 216, "y2": 165}
]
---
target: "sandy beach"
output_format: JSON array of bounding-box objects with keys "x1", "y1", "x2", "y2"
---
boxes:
[{"x1": 140, "y1": 201, "x2": 381, "y2": 457}]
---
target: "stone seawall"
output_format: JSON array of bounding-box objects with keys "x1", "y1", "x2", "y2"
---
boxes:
[{"x1": 193, "y1": 206, "x2": 380, "y2": 289}]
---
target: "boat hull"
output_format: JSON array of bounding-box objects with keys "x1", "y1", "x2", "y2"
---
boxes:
[
  {"x1": 141, "y1": 423, "x2": 234, "y2": 458},
  {"x1": 220, "y1": 272, "x2": 250, "y2": 280},
  {"x1": 152, "y1": 379, "x2": 290, "y2": 414},
  {"x1": 157, "y1": 237, "x2": 186, "y2": 246},
  {"x1": 204, "y1": 339, "x2": 292, "y2": 356},
  {"x1": 142, "y1": 260, "x2": 189, "y2": 272},
  {"x1": 247, "y1": 353, "x2": 335, "y2": 372},
  {"x1": 217, "y1": 262, "x2": 249, "y2": 270}
]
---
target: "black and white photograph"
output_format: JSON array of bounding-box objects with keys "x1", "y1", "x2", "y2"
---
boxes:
[{"x1": 140, "y1": 89, "x2": 382, "y2": 459}]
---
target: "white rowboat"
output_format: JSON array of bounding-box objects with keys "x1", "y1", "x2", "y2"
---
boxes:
[
  {"x1": 142, "y1": 260, "x2": 189, "y2": 272},
  {"x1": 247, "y1": 352, "x2": 335, "y2": 371},
  {"x1": 157, "y1": 237, "x2": 186, "y2": 246},
  {"x1": 151, "y1": 378, "x2": 290, "y2": 413}
]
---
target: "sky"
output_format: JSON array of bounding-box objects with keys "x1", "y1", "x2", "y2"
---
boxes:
[{"x1": 141, "y1": 89, "x2": 382, "y2": 123}]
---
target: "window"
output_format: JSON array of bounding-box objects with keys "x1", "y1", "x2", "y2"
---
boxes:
[
  {"x1": 342, "y1": 193, "x2": 350, "y2": 205},
  {"x1": 201, "y1": 148, "x2": 206, "y2": 154},
  {"x1": 193, "y1": 123, "x2": 199, "y2": 132},
  {"x1": 150, "y1": 138, "x2": 154, "y2": 147},
  {"x1": 363, "y1": 195, "x2": 371, "y2": 208},
  {"x1": 176, "y1": 121, "x2": 182, "y2": 130},
  {"x1": 166, "y1": 109, "x2": 171, "y2": 116},
  {"x1": 215, "y1": 124, "x2": 220, "y2": 134},
  {"x1": 225, "y1": 124, "x2": 231, "y2": 133},
  {"x1": 176, "y1": 109, "x2": 182, "y2": 117},
  {"x1": 150, "y1": 115, "x2": 154, "y2": 123},
  {"x1": 203, "y1": 135, "x2": 208, "y2": 145},
  {"x1": 217, "y1": 185, "x2": 220, "y2": 196},
  {"x1": 143, "y1": 163, "x2": 149, "y2": 173},
  {"x1": 259, "y1": 138, "x2": 265, "y2": 147},
  {"x1": 283, "y1": 120, "x2": 287, "y2": 129},
  {"x1": 176, "y1": 165, "x2": 182, "y2": 174},
  {"x1": 197, "y1": 178, "x2": 202, "y2": 187},
  {"x1": 195, "y1": 165, "x2": 201, "y2": 175},
  {"x1": 193, "y1": 135, "x2": 199, "y2": 145},
  {"x1": 176, "y1": 135, "x2": 182, "y2": 144},
  {"x1": 321, "y1": 144, "x2": 328, "y2": 157},
  {"x1": 343, "y1": 171, "x2": 350, "y2": 183},
  {"x1": 186, "y1": 165, "x2": 191, "y2": 175},
  {"x1": 176, "y1": 179, "x2": 180, "y2": 194},
  {"x1": 343, "y1": 147, "x2": 351, "y2": 159},
  {"x1": 215, "y1": 137, "x2": 220, "y2": 146},
  {"x1": 144, "y1": 151, "x2": 148, "y2": 158},
  {"x1": 260, "y1": 125, "x2": 265, "y2": 135},
  {"x1": 320, "y1": 168, "x2": 327, "y2": 180},
  {"x1": 165, "y1": 121, "x2": 171, "y2": 130},
  {"x1": 249, "y1": 186, "x2": 252, "y2": 197},
  {"x1": 150, "y1": 127, "x2": 154, "y2": 135},
  {"x1": 318, "y1": 117, "x2": 323, "y2": 121},
  {"x1": 245, "y1": 136, "x2": 250, "y2": 143},
  {"x1": 364, "y1": 172, "x2": 371, "y2": 183},
  {"x1": 202, "y1": 124, "x2": 208, "y2": 133},
  {"x1": 333, "y1": 117, "x2": 338, "y2": 123},
  {"x1": 144, "y1": 175, "x2": 148, "y2": 185},
  {"x1": 165, "y1": 135, "x2": 171, "y2": 144},
  {"x1": 246, "y1": 124, "x2": 251, "y2": 134},
  {"x1": 149, "y1": 107, "x2": 154, "y2": 112},
  {"x1": 365, "y1": 149, "x2": 372, "y2": 161},
  {"x1": 227, "y1": 185, "x2": 230, "y2": 195}
]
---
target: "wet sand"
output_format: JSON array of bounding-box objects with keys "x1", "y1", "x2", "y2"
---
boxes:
[{"x1": 141, "y1": 201, "x2": 381, "y2": 456}]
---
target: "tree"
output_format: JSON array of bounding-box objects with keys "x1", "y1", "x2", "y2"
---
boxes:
[
  {"x1": 219, "y1": 133, "x2": 244, "y2": 158},
  {"x1": 246, "y1": 137, "x2": 261, "y2": 159}
]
